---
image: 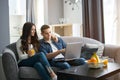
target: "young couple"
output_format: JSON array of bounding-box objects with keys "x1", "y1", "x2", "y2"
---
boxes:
[{"x1": 16, "y1": 22, "x2": 86, "y2": 80}]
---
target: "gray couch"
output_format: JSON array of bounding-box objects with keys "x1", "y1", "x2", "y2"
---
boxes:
[{"x1": 2, "y1": 36, "x2": 120, "y2": 80}]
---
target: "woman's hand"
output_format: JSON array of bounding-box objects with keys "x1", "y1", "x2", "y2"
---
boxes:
[{"x1": 27, "y1": 49, "x2": 35, "y2": 57}]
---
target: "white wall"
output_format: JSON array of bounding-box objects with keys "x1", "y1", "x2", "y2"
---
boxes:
[
  {"x1": 63, "y1": 0, "x2": 82, "y2": 24},
  {"x1": 63, "y1": 0, "x2": 83, "y2": 37},
  {"x1": 45, "y1": 0, "x2": 64, "y2": 24},
  {"x1": 44, "y1": 0, "x2": 82, "y2": 25}
]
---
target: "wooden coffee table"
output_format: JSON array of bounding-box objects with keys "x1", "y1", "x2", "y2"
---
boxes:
[{"x1": 57, "y1": 63, "x2": 120, "y2": 80}]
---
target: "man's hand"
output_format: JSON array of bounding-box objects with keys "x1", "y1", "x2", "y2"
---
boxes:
[
  {"x1": 59, "y1": 49, "x2": 65, "y2": 53},
  {"x1": 51, "y1": 34, "x2": 58, "y2": 42},
  {"x1": 46, "y1": 49, "x2": 66, "y2": 60}
]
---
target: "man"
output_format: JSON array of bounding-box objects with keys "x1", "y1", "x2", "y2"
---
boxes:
[{"x1": 39, "y1": 25, "x2": 86, "y2": 69}]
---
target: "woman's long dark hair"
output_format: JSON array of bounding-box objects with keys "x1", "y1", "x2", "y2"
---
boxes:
[{"x1": 20, "y1": 22, "x2": 39, "y2": 53}]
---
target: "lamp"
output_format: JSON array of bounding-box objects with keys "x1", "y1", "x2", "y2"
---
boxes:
[{"x1": 64, "y1": 0, "x2": 80, "y2": 10}]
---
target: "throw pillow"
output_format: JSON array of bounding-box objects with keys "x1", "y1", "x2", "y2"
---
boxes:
[
  {"x1": 85, "y1": 43, "x2": 104, "y2": 57},
  {"x1": 80, "y1": 45, "x2": 98, "y2": 60}
]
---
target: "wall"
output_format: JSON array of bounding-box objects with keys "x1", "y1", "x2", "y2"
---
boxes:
[
  {"x1": 0, "y1": 0, "x2": 9, "y2": 80},
  {"x1": 63, "y1": 0, "x2": 83, "y2": 37},
  {"x1": 63, "y1": 0, "x2": 82, "y2": 24},
  {"x1": 47, "y1": 0, "x2": 64, "y2": 24},
  {"x1": 0, "y1": 0, "x2": 10, "y2": 53},
  {"x1": 44, "y1": 0, "x2": 82, "y2": 25}
]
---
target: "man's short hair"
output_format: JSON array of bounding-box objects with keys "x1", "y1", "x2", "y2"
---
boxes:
[{"x1": 41, "y1": 25, "x2": 50, "y2": 33}]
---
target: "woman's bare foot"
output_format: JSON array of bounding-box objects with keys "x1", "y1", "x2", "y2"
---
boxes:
[
  {"x1": 46, "y1": 66, "x2": 57, "y2": 80},
  {"x1": 50, "y1": 71, "x2": 57, "y2": 80}
]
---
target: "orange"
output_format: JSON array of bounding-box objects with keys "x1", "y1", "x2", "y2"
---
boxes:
[
  {"x1": 30, "y1": 49, "x2": 35, "y2": 55},
  {"x1": 103, "y1": 59, "x2": 108, "y2": 66},
  {"x1": 28, "y1": 49, "x2": 35, "y2": 56},
  {"x1": 90, "y1": 57, "x2": 97, "y2": 63},
  {"x1": 87, "y1": 57, "x2": 97, "y2": 63},
  {"x1": 87, "y1": 59, "x2": 92, "y2": 63}
]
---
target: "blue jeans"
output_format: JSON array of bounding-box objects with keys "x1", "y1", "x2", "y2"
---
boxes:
[
  {"x1": 50, "y1": 61, "x2": 71, "y2": 69},
  {"x1": 68, "y1": 58, "x2": 86, "y2": 66},
  {"x1": 18, "y1": 52, "x2": 52, "y2": 80},
  {"x1": 50, "y1": 58, "x2": 86, "y2": 69}
]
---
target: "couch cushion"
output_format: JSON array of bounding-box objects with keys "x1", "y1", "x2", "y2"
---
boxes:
[
  {"x1": 85, "y1": 43, "x2": 104, "y2": 56},
  {"x1": 61, "y1": 36, "x2": 103, "y2": 45},
  {"x1": 19, "y1": 67, "x2": 41, "y2": 80},
  {"x1": 6, "y1": 42, "x2": 19, "y2": 61},
  {"x1": 2, "y1": 51, "x2": 19, "y2": 80},
  {"x1": 19, "y1": 67, "x2": 60, "y2": 80}
]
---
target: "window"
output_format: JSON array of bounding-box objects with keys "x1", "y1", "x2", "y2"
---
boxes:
[
  {"x1": 9, "y1": 0, "x2": 83, "y2": 43},
  {"x1": 9, "y1": 0, "x2": 26, "y2": 43},
  {"x1": 9, "y1": 0, "x2": 44, "y2": 43},
  {"x1": 103, "y1": 0, "x2": 120, "y2": 45}
]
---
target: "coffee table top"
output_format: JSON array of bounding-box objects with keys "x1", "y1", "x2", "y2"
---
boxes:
[{"x1": 57, "y1": 63, "x2": 120, "y2": 80}]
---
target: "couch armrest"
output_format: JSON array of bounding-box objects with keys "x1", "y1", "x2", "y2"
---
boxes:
[
  {"x1": 103, "y1": 44, "x2": 120, "y2": 63},
  {"x1": 2, "y1": 50, "x2": 19, "y2": 80}
]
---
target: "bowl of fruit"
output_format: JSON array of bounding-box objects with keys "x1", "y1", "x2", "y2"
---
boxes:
[{"x1": 86, "y1": 53, "x2": 108, "y2": 68}]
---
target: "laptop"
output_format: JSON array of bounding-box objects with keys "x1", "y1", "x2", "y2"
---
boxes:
[{"x1": 54, "y1": 42, "x2": 83, "y2": 62}]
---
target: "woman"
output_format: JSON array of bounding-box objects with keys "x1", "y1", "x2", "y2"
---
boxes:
[{"x1": 16, "y1": 22, "x2": 57, "y2": 80}]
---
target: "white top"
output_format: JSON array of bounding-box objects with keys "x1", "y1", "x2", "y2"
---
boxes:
[
  {"x1": 28, "y1": 44, "x2": 34, "y2": 50},
  {"x1": 49, "y1": 41, "x2": 64, "y2": 59},
  {"x1": 16, "y1": 39, "x2": 28, "y2": 62}
]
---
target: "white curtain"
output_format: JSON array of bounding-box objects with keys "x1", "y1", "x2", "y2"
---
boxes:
[
  {"x1": 26, "y1": 0, "x2": 44, "y2": 38},
  {"x1": 103, "y1": 0, "x2": 120, "y2": 45},
  {"x1": 26, "y1": 0, "x2": 38, "y2": 24},
  {"x1": 116, "y1": 0, "x2": 120, "y2": 45}
]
